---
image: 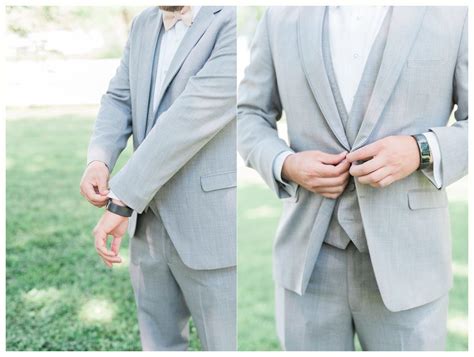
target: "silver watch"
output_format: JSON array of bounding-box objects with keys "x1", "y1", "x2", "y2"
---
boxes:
[{"x1": 412, "y1": 134, "x2": 432, "y2": 170}]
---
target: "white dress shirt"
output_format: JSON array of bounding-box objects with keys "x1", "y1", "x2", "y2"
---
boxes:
[
  {"x1": 109, "y1": 6, "x2": 201, "y2": 202},
  {"x1": 152, "y1": 6, "x2": 201, "y2": 113},
  {"x1": 274, "y1": 6, "x2": 442, "y2": 195}
]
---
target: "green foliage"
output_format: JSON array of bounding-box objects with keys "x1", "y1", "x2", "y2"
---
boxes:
[
  {"x1": 237, "y1": 6, "x2": 266, "y2": 40},
  {"x1": 6, "y1": 107, "x2": 201, "y2": 351},
  {"x1": 6, "y1": 6, "x2": 146, "y2": 60}
]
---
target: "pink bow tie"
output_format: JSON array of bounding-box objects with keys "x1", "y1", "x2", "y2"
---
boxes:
[{"x1": 162, "y1": 6, "x2": 193, "y2": 31}]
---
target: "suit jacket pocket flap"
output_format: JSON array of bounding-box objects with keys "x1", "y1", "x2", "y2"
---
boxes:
[
  {"x1": 407, "y1": 189, "x2": 448, "y2": 210},
  {"x1": 201, "y1": 171, "x2": 237, "y2": 192}
]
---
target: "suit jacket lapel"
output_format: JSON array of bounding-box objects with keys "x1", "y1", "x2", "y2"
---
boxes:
[
  {"x1": 298, "y1": 7, "x2": 350, "y2": 151},
  {"x1": 352, "y1": 7, "x2": 427, "y2": 150},
  {"x1": 136, "y1": 7, "x2": 162, "y2": 144},
  {"x1": 153, "y1": 6, "x2": 221, "y2": 112}
]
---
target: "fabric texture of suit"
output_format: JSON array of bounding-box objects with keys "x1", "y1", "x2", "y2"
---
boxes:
[
  {"x1": 88, "y1": 6, "x2": 237, "y2": 270},
  {"x1": 237, "y1": 6, "x2": 468, "y2": 313},
  {"x1": 129, "y1": 208, "x2": 236, "y2": 351},
  {"x1": 275, "y1": 242, "x2": 449, "y2": 351},
  {"x1": 87, "y1": 6, "x2": 237, "y2": 350}
]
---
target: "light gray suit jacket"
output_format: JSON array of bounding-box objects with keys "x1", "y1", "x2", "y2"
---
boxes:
[
  {"x1": 88, "y1": 6, "x2": 237, "y2": 270},
  {"x1": 238, "y1": 7, "x2": 468, "y2": 311}
]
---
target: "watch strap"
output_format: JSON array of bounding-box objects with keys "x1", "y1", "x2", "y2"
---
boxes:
[
  {"x1": 106, "y1": 199, "x2": 133, "y2": 217},
  {"x1": 412, "y1": 134, "x2": 431, "y2": 171}
]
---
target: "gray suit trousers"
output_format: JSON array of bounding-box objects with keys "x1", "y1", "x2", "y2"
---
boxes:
[
  {"x1": 129, "y1": 209, "x2": 236, "y2": 351},
  {"x1": 275, "y1": 242, "x2": 448, "y2": 351}
]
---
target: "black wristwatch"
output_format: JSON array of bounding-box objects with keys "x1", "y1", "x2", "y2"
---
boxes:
[
  {"x1": 412, "y1": 134, "x2": 432, "y2": 171},
  {"x1": 106, "y1": 199, "x2": 133, "y2": 217}
]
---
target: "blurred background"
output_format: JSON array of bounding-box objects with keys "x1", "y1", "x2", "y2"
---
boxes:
[
  {"x1": 5, "y1": 6, "x2": 205, "y2": 351},
  {"x1": 236, "y1": 6, "x2": 469, "y2": 351},
  {"x1": 6, "y1": 6, "x2": 141, "y2": 107},
  {"x1": 5, "y1": 5, "x2": 469, "y2": 352}
]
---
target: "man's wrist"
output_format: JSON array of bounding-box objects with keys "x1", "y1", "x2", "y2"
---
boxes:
[
  {"x1": 281, "y1": 154, "x2": 295, "y2": 182},
  {"x1": 88, "y1": 160, "x2": 109, "y2": 170},
  {"x1": 274, "y1": 151, "x2": 294, "y2": 183}
]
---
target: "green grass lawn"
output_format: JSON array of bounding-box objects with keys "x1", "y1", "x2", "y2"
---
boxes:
[
  {"x1": 238, "y1": 183, "x2": 468, "y2": 351},
  {"x1": 6, "y1": 106, "x2": 468, "y2": 351},
  {"x1": 6, "y1": 107, "x2": 201, "y2": 351}
]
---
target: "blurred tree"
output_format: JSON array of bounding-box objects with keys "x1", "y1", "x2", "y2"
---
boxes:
[
  {"x1": 6, "y1": 6, "x2": 146, "y2": 60},
  {"x1": 237, "y1": 6, "x2": 266, "y2": 43}
]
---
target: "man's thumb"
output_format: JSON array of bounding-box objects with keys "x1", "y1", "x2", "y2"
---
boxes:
[{"x1": 97, "y1": 177, "x2": 109, "y2": 196}]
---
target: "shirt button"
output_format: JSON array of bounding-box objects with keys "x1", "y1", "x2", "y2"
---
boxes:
[{"x1": 353, "y1": 53, "x2": 359, "y2": 59}]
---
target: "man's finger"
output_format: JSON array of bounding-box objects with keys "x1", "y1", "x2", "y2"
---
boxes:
[
  {"x1": 111, "y1": 236, "x2": 122, "y2": 256},
  {"x1": 100, "y1": 256, "x2": 113, "y2": 268},
  {"x1": 334, "y1": 159, "x2": 351, "y2": 175},
  {"x1": 91, "y1": 200, "x2": 108, "y2": 208},
  {"x1": 317, "y1": 185, "x2": 347, "y2": 194},
  {"x1": 377, "y1": 175, "x2": 395, "y2": 188},
  {"x1": 350, "y1": 156, "x2": 385, "y2": 177},
  {"x1": 346, "y1": 142, "x2": 381, "y2": 163},
  {"x1": 316, "y1": 159, "x2": 350, "y2": 178},
  {"x1": 94, "y1": 229, "x2": 115, "y2": 257},
  {"x1": 97, "y1": 249, "x2": 122, "y2": 264},
  {"x1": 312, "y1": 172, "x2": 349, "y2": 187},
  {"x1": 358, "y1": 167, "x2": 390, "y2": 185},
  {"x1": 91, "y1": 196, "x2": 109, "y2": 204},
  {"x1": 317, "y1": 151, "x2": 347, "y2": 165},
  {"x1": 96, "y1": 176, "x2": 110, "y2": 196},
  {"x1": 90, "y1": 196, "x2": 109, "y2": 205},
  {"x1": 84, "y1": 183, "x2": 109, "y2": 203}
]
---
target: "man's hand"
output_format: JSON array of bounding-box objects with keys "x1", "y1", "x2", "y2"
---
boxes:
[
  {"x1": 80, "y1": 161, "x2": 110, "y2": 207},
  {"x1": 92, "y1": 207, "x2": 128, "y2": 268},
  {"x1": 282, "y1": 151, "x2": 350, "y2": 199},
  {"x1": 347, "y1": 135, "x2": 420, "y2": 188}
]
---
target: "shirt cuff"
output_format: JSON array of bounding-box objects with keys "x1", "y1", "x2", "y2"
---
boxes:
[
  {"x1": 422, "y1": 132, "x2": 442, "y2": 189},
  {"x1": 273, "y1": 150, "x2": 299, "y2": 197},
  {"x1": 88, "y1": 160, "x2": 110, "y2": 170},
  {"x1": 108, "y1": 190, "x2": 120, "y2": 200}
]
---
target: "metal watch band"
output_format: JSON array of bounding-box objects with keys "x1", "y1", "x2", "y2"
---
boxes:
[
  {"x1": 412, "y1": 134, "x2": 431, "y2": 171},
  {"x1": 106, "y1": 199, "x2": 133, "y2": 217}
]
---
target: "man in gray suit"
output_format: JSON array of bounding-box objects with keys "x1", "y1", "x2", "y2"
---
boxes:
[
  {"x1": 238, "y1": 6, "x2": 467, "y2": 351},
  {"x1": 79, "y1": 6, "x2": 236, "y2": 351}
]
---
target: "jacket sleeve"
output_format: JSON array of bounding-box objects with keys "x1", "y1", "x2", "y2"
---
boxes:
[
  {"x1": 429, "y1": 11, "x2": 468, "y2": 188},
  {"x1": 86, "y1": 17, "x2": 136, "y2": 171},
  {"x1": 237, "y1": 9, "x2": 293, "y2": 199},
  {"x1": 109, "y1": 10, "x2": 236, "y2": 213}
]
